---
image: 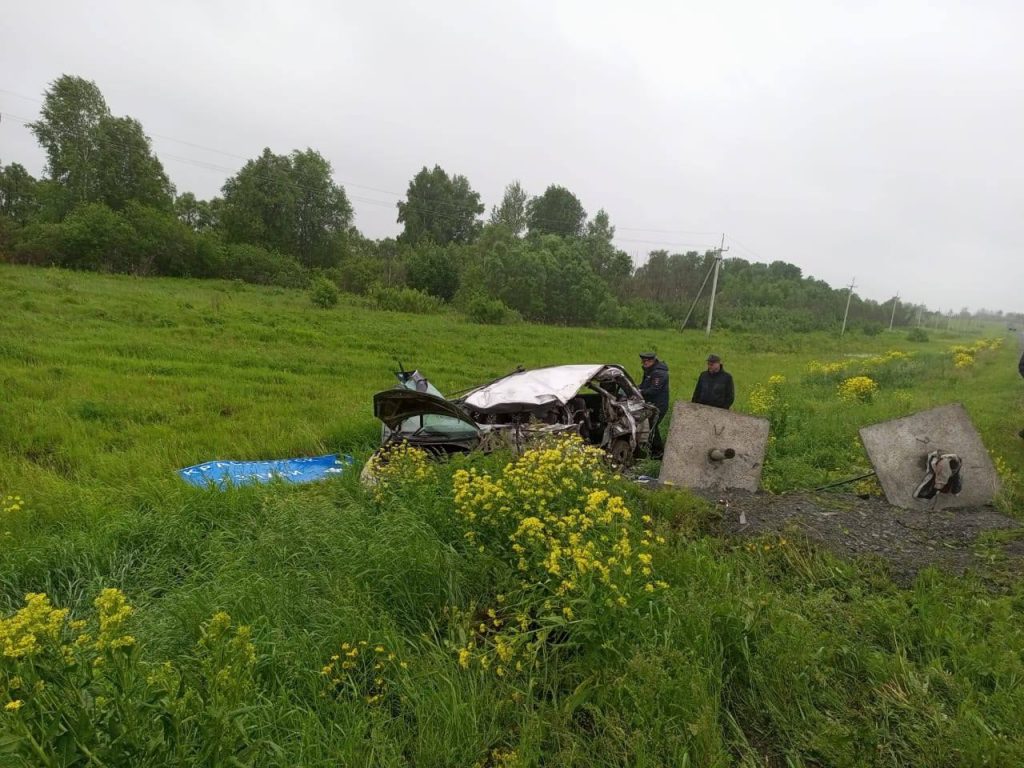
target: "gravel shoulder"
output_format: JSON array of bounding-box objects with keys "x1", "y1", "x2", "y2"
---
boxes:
[{"x1": 694, "y1": 488, "x2": 1023, "y2": 585}]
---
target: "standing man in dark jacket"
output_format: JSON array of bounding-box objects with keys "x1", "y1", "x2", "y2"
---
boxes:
[
  {"x1": 692, "y1": 354, "x2": 735, "y2": 409},
  {"x1": 638, "y1": 352, "x2": 670, "y2": 458},
  {"x1": 1018, "y1": 349, "x2": 1023, "y2": 438}
]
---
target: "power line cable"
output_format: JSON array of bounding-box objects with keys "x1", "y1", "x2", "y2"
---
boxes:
[
  {"x1": 2, "y1": 110, "x2": 723, "y2": 246},
  {"x1": 726, "y1": 235, "x2": 768, "y2": 262}
]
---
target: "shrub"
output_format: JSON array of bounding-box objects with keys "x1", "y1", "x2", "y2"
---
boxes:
[
  {"x1": 309, "y1": 276, "x2": 339, "y2": 308},
  {"x1": 720, "y1": 305, "x2": 820, "y2": 334},
  {"x1": 368, "y1": 285, "x2": 443, "y2": 314},
  {"x1": 15, "y1": 202, "x2": 133, "y2": 272},
  {"x1": 218, "y1": 243, "x2": 308, "y2": 288},
  {"x1": 462, "y1": 294, "x2": 520, "y2": 325},
  {"x1": 122, "y1": 202, "x2": 199, "y2": 277},
  {"x1": 618, "y1": 299, "x2": 671, "y2": 329},
  {"x1": 405, "y1": 242, "x2": 461, "y2": 301},
  {"x1": 335, "y1": 255, "x2": 387, "y2": 295},
  {"x1": 906, "y1": 327, "x2": 929, "y2": 342}
]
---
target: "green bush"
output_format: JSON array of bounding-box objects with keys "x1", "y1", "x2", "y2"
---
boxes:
[
  {"x1": 720, "y1": 305, "x2": 821, "y2": 334},
  {"x1": 618, "y1": 299, "x2": 671, "y2": 329},
  {"x1": 310, "y1": 276, "x2": 340, "y2": 308},
  {"x1": 122, "y1": 202, "x2": 200, "y2": 277},
  {"x1": 368, "y1": 285, "x2": 443, "y2": 314},
  {"x1": 334, "y1": 255, "x2": 388, "y2": 295},
  {"x1": 15, "y1": 202, "x2": 134, "y2": 272},
  {"x1": 907, "y1": 327, "x2": 929, "y2": 342},
  {"x1": 218, "y1": 243, "x2": 308, "y2": 288},
  {"x1": 405, "y1": 242, "x2": 461, "y2": 301},
  {"x1": 462, "y1": 293, "x2": 520, "y2": 325}
]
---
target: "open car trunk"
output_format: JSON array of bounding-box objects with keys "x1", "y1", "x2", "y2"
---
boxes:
[{"x1": 373, "y1": 388, "x2": 481, "y2": 454}]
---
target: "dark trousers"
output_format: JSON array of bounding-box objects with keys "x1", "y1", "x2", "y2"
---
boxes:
[{"x1": 650, "y1": 410, "x2": 666, "y2": 456}]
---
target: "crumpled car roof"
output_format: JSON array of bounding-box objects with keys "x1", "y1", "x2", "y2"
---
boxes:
[{"x1": 461, "y1": 364, "x2": 612, "y2": 412}]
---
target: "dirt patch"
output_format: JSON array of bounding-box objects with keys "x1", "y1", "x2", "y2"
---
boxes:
[{"x1": 695, "y1": 489, "x2": 1023, "y2": 585}]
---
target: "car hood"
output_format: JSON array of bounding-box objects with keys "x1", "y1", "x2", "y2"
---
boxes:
[
  {"x1": 373, "y1": 389, "x2": 479, "y2": 432},
  {"x1": 460, "y1": 364, "x2": 610, "y2": 413}
]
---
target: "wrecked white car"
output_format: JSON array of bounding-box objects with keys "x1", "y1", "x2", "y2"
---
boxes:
[{"x1": 372, "y1": 364, "x2": 660, "y2": 464}]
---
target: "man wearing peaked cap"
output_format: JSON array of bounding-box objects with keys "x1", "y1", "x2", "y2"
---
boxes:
[
  {"x1": 638, "y1": 352, "x2": 669, "y2": 458},
  {"x1": 692, "y1": 354, "x2": 735, "y2": 409}
]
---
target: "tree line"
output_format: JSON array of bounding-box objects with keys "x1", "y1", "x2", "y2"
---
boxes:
[{"x1": 2, "y1": 75, "x2": 1006, "y2": 331}]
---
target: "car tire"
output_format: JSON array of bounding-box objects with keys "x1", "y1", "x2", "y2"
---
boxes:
[{"x1": 609, "y1": 437, "x2": 634, "y2": 467}]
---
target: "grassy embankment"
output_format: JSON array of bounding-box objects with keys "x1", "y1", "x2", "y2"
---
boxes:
[{"x1": 1, "y1": 264, "x2": 1023, "y2": 766}]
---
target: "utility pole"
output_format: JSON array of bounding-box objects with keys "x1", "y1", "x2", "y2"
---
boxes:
[
  {"x1": 705, "y1": 234, "x2": 726, "y2": 337},
  {"x1": 681, "y1": 257, "x2": 717, "y2": 331},
  {"x1": 888, "y1": 293, "x2": 900, "y2": 331},
  {"x1": 840, "y1": 278, "x2": 856, "y2": 336}
]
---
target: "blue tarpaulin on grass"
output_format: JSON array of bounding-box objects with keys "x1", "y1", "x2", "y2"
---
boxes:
[{"x1": 178, "y1": 454, "x2": 354, "y2": 489}]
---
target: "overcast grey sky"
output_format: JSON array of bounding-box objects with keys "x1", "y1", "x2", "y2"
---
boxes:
[{"x1": 2, "y1": 1, "x2": 1021, "y2": 314}]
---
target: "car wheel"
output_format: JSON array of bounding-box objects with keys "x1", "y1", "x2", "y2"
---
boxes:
[{"x1": 609, "y1": 437, "x2": 634, "y2": 467}]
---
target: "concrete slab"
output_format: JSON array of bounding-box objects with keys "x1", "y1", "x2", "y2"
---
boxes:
[
  {"x1": 859, "y1": 403, "x2": 1000, "y2": 510},
  {"x1": 659, "y1": 402, "x2": 771, "y2": 491}
]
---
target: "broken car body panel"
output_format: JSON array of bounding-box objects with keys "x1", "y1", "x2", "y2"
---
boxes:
[{"x1": 461, "y1": 364, "x2": 607, "y2": 413}]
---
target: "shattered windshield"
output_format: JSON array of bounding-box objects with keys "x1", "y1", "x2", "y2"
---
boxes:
[{"x1": 396, "y1": 376, "x2": 478, "y2": 436}]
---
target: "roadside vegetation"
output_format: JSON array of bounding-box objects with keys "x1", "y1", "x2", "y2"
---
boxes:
[
  {"x1": 5, "y1": 75, "x2": 1020, "y2": 336},
  {"x1": 2, "y1": 265, "x2": 1023, "y2": 765}
]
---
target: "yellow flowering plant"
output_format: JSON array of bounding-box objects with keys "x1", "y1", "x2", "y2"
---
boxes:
[
  {"x1": 807, "y1": 351, "x2": 916, "y2": 389},
  {"x1": 451, "y1": 435, "x2": 668, "y2": 675},
  {"x1": 1, "y1": 589, "x2": 141, "y2": 758},
  {"x1": 748, "y1": 374, "x2": 789, "y2": 436},
  {"x1": 837, "y1": 376, "x2": 879, "y2": 404},
  {"x1": 2, "y1": 495, "x2": 26, "y2": 542},
  {"x1": 363, "y1": 441, "x2": 436, "y2": 502},
  {"x1": 2, "y1": 495, "x2": 24, "y2": 517},
  {"x1": 1, "y1": 590, "x2": 264, "y2": 765},
  {"x1": 949, "y1": 338, "x2": 1002, "y2": 370},
  {"x1": 321, "y1": 638, "x2": 409, "y2": 707},
  {"x1": 196, "y1": 610, "x2": 257, "y2": 707},
  {"x1": 805, "y1": 360, "x2": 851, "y2": 385}
]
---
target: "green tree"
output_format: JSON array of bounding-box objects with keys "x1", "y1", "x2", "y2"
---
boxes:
[
  {"x1": 28, "y1": 75, "x2": 173, "y2": 214},
  {"x1": 582, "y1": 209, "x2": 632, "y2": 293},
  {"x1": 29, "y1": 75, "x2": 109, "y2": 212},
  {"x1": 0, "y1": 162, "x2": 39, "y2": 224},
  {"x1": 461, "y1": 229, "x2": 618, "y2": 325},
  {"x1": 219, "y1": 148, "x2": 352, "y2": 268},
  {"x1": 397, "y1": 165, "x2": 483, "y2": 245},
  {"x1": 526, "y1": 185, "x2": 586, "y2": 238},
  {"x1": 290, "y1": 149, "x2": 351, "y2": 265},
  {"x1": 405, "y1": 241, "x2": 461, "y2": 301},
  {"x1": 93, "y1": 115, "x2": 174, "y2": 211},
  {"x1": 174, "y1": 192, "x2": 218, "y2": 232},
  {"x1": 488, "y1": 180, "x2": 528, "y2": 236}
]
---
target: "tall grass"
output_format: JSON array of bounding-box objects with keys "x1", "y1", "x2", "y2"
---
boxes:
[{"x1": 2, "y1": 264, "x2": 1023, "y2": 765}]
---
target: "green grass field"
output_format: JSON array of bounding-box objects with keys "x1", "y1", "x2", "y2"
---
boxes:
[{"x1": 2, "y1": 264, "x2": 1023, "y2": 766}]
